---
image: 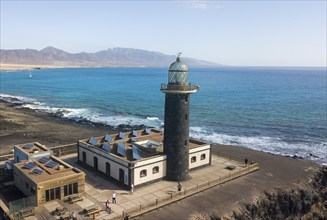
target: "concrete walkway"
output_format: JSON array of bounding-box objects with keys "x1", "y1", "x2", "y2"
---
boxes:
[{"x1": 35, "y1": 154, "x2": 257, "y2": 220}]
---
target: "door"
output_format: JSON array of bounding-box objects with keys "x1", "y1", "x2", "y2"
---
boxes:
[
  {"x1": 106, "y1": 162, "x2": 111, "y2": 176},
  {"x1": 82, "y1": 152, "x2": 86, "y2": 164},
  {"x1": 119, "y1": 169, "x2": 124, "y2": 184},
  {"x1": 94, "y1": 156, "x2": 98, "y2": 171}
]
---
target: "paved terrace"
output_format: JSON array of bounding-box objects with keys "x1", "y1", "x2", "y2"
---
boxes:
[{"x1": 29, "y1": 153, "x2": 258, "y2": 220}]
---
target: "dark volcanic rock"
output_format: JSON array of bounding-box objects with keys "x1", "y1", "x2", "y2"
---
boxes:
[{"x1": 229, "y1": 166, "x2": 327, "y2": 220}]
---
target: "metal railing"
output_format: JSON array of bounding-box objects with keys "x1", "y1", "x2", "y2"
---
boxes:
[
  {"x1": 160, "y1": 83, "x2": 200, "y2": 91},
  {"x1": 9, "y1": 195, "x2": 36, "y2": 220},
  {"x1": 116, "y1": 163, "x2": 259, "y2": 220}
]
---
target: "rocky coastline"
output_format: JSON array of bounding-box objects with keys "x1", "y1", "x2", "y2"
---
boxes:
[{"x1": 225, "y1": 166, "x2": 327, "y2": 220}]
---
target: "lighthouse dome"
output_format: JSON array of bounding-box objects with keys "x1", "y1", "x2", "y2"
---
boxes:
[
  {"x1": 168, "y1": 55, "x2": 188, "y2": 84},
  {"x1": 169, "y1": 56, "x2": 188, "y2": 72}
]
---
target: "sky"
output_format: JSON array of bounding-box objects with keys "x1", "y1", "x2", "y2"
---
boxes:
[{"x1": 0, "y1": 0, "x2": 326, "y2": 66}]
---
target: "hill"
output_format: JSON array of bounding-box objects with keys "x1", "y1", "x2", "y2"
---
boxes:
[{"x1": 0, "y1": 46, "x2": 222, "y2": 68}]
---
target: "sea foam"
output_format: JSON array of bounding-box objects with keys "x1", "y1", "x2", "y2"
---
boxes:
[{"x1": 190, "y1": 126, "x2": 327, "y2": 163}]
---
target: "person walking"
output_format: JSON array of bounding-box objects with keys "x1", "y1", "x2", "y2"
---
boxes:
[
  {"x1": 244, "y1": 157, "x2": 248, "y2": 166},
  {"x1": 131, "y1": 184, "x2": 134, "y2": 194},
  {"x1": 105, "y1": 199, "x2": 110, "y2": 212},
  {"x1": 177, "y1": 181, "x2": 182, "y2": 193},
  {"x1": 71, "y1": 211, "x2": 77, "y2": 220},
  {"x1": 112, "y1": 192, "x2": 116, "y2": 204}
]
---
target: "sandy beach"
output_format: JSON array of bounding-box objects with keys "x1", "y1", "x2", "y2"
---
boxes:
[
  {"x1": 0, "y1": 101, "x2": 324, "y2": 218},
  {"x1": 0, "y1": 101, "x2": 114, "y2": 154},
  {"x1": 0, "y1": 63, "x2": 87, "y2": 71},
  {"x1": 0, "y1": 63, "x2": 56, "y2": 71}
]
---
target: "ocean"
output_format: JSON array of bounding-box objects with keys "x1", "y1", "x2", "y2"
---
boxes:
[{"x1": 0, "y1": 67, "x2": 326, "y2": 163}]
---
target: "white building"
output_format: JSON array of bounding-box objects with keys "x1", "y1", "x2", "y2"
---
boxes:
[{"x1": 77, "y1": 129, "x2": 211, "y2": 188}]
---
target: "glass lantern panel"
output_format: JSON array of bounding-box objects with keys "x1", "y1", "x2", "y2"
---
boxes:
[{"x1": 168, "y1": 72, "x2": 175, "y2": 83}]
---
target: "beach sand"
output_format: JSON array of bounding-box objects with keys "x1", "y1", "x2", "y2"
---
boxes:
[
  {"x1": 0, "y1": 63, "x2": 85, "y2": 71},
  {"x1": 0, "y1": 101, "x2": 112, "y2": 154},
  {"x1": 0, "y1": 101, "x2": 321, "y2": 218}
]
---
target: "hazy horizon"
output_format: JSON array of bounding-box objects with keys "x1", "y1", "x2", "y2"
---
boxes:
[{"x1": 1, "y1": 1, "x2": 326, "y2": 66}]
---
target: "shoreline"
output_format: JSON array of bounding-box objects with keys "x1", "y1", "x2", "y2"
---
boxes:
[
  {"x1": 0, "y1": 63, "x2": 92, "y2": 71},
  {"x1": 0, "y1": 101, "x2": 111, "y2": 154},
  {"x1": 0, "y1": 99, "x2": 323, "y2": 163},
  {"x1": 0, "y1": 100, "x2": 148, "y2": 154}
]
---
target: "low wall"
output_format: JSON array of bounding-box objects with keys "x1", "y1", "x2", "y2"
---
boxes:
[
  {"x1": 0, "y1": 143, "x2": 77, "y2": 162},
  {"x1": 115, "y1": 163, "x2": 259, "y2": 219},
  {"x1": 49, "y1": 143, "x2": 77, "y2": 157}
]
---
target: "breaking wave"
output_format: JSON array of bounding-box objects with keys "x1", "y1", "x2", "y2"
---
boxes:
[
  {"x1": 190, "y1": 127, "x2": 327, "y2": 164},
  {"x1": 0, "y1": 93, "x2": 163, "y2": 128}
]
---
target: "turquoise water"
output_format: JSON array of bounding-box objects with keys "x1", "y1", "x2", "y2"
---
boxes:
[{"x1": 1, "y1": 67, "x2": 326, "y2": 163}]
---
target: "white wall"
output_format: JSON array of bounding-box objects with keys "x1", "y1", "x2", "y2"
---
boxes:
[
  {"x1": 189, "y1": 144, "x2": 211, "y2": 169},
  {"x1": 78, "y1": 145, "x2": 129, "y2": 185},
  {"x1": 133, "y1": 156, "x2": 166, "y2": 186},
  {"x1": 78, "y1": 142, "x2": 211, "y2": 186}
]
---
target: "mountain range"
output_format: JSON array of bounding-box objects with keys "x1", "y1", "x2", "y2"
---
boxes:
[{"x1": 0, "y1": 46, "x2": 221, "y2": 68}]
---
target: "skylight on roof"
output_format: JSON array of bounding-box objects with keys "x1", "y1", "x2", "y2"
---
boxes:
[
  {"x1": 45, "y1": 161, "x2": 59, "y2": 168},
  {"x1": 119, "y1": 132, "x2": 126, "y2": 139},
  {"x1": 104, "y1": 134, "x2": 113, "y2": 142},
  {"x1": 23, "y1": 144, "x2": 33, "y2": 149},
  {"x1": 102, "y1": 142, "x2": 111, "y2": 152},
  {"x1": 117, "y1": 142, "x2": 126, "y2": 157},
  {"x1": 132, "y1": 145, "x2": 142, "y2": 160},
  {"x1": 132, "y1": 130, "x2": 140, "y2": 137},
  {"x1": 38, "y1": 157, "x2": 50, "y2": 164},
  {"x1": 32, "y1": 168, "x2": 44, "y2": 175},
  {"x1": 88, "y1": 137, "x2": 98, "y2": 145},
  {"x1": 23, "y1": 162, "x2": 37, "y2": 170},
  {"x1": 145, "y1": 129, "x2": 152, "y2": 135}
]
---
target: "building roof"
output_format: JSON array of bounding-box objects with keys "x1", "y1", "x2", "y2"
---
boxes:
[
  {"x1": 14, "y1": 155, "x2": 84, "y2": 184},
  {"x1": 14, "y1": 142, "x2": 49, "y2": 154},
  {"x1": 78, "y1": 128, "x2": 209, "y2": 162}
]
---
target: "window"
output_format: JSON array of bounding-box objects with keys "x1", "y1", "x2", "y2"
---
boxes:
[
  {"x1": 64, "y1": 182, "x2": 78, "y2": 197},
  {"x1": 30, "y1": 186, "x2": 35, "y2": 194},
  {"x1": 140, "y1": 169, "x2": 147, "y2": 177},
  {"x1": 46, "y1": 190, "x2": 50, "y2": 201},
  {"x1": 73, "y1": 183, "x2": 78, "y2": 194},
  {"x1": 152, "y1": 166, "x2": 159, "y2": 174},
  {"x1": 25, "y1": 182, "x2": 29, "y2": 189},
  {"x1": 185, "y1": 140, "x2": 188, "y2": 146},
  {"x1": 185, "y1": 95, "x2": 188, "y2": 102},
  {"x1": 191, "y1": 156, "x2": 196, "y2": 163},
  {"x1": 201, "y1": 154, "x2": 206, "y2": 160},
  {"x1": 46, "y1": 187, "x2": 61, "y2": 201},
  {"x1": 185, "y1": 114, "x2": 188, "y2": 120},
  {"x1": 55, "y1": 187, "x2": 60, "y2": 199}
]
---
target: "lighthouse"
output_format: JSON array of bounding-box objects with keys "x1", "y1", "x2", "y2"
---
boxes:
[{"x1": 160, "y1": 54, "x2": 200, "y2": 181}]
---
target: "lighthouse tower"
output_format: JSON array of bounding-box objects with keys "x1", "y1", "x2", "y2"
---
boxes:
[{"x1": 160, "y1": 54, "x2": 200, "y2": 181}]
